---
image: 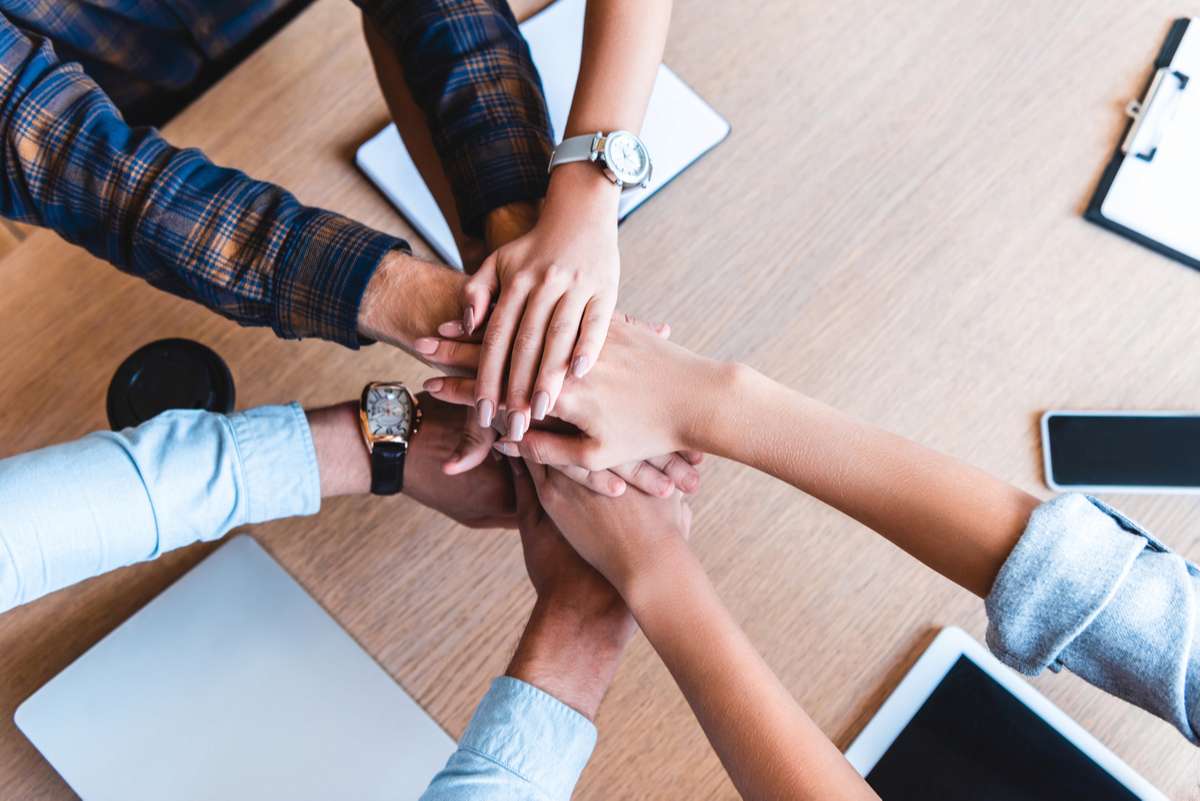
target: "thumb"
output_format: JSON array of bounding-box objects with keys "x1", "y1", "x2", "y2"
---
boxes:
[
  {"x1": 517, "y1": 430, "x2": 599, "y2": 471},
  {"x1": 443, "y1": 409, "x2": 495, "y2": 475},
  {"x1": 462, "y1": 255, "x2": 499, "y2": 335}
]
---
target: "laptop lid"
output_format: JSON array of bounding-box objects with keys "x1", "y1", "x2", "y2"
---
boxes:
[{"x1": 15, "y1": 535, "x2": 455, "y2": 801}]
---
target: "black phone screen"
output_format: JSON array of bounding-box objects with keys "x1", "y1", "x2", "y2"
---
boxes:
[
  {"x1": 1045, "y1": 413, "x2": 1200, "y2": 488},
  {"x1": 865, "y1": 657, "x2": 1140, "y2": 800}
]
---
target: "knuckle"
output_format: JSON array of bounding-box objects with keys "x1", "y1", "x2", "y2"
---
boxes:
[
  {"x1": 547, "y1": 317, "x2": 578, "y2": 340},
  {"x1": 510, "y1": 271, "x2": 536, "y2": 293},
  {"x1": 512, "y1": 329, "x2": 541, "y2": 354},
  {"x1": 579, "y1": 445, "x2": 604, "y2": 472},
  {"x1": 523, "y1": 438, "x2": 545, "y2": 465},
  {"x1": 481, "y1": 327, "x2": 509, "y2": 349}
]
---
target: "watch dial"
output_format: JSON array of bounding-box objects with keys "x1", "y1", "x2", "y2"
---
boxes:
[
  {"x1": 605, "y1": 132, "x2": 649, "y2": 183},
  {"x1": 367, "y1": 385, "x2": 412, "y2": 438}
]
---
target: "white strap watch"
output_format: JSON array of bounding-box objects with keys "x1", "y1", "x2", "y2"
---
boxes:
[{"x1": 548, "y1": 130, "x2": 653, "y2": 189}]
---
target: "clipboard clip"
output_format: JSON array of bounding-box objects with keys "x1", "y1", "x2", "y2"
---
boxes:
[{"x1": 1122, "y1": 67, "x2": 1189, "y2": 162}]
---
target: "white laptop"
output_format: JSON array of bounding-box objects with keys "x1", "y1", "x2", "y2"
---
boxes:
[
  {"x1": 356, "y1": 0, "x2": 730, "y2": 268},
  {"x1": 15, "y1": 536, "x2": 455, "y2": 801}
]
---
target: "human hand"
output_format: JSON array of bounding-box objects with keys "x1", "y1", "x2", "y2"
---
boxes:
[
  {"x1": 403, "y1": 393, "x2": 516, "y2": 528},
  {"x1": 422, "y1": 312, "x2": 706, "y2": 493},
  {"x1": 520, "y1": 456, "x2": 693, "y2": 599},
  {"x1": 505, "y1": 458, "x2": 635, "y2": 719},
  {"x1": 424, "y1": 316, "x2": 727, "y2": 472},
  {"x1": 460, "y1": 165, "x2": 621, "y2": 439},
  {"x1": 357, "y1": 252, "x2": 480, "y2": 372}
]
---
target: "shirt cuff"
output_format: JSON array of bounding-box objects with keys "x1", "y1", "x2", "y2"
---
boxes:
[
  {"x1": 984, "y1": 494, "x2": 1154, "y2": 674},
  {"x1": 228, "y1": 402, "x2": 321, "y2": 525},
  {"x1": 458, "y1": 676, "x2": 597, "y2": 800},
  {"x1": 446, "y1": 126, "x2": 552, "y2": 239},
  {"x1": 271, "y1": 209, "x2": 410, "y2": 348}
]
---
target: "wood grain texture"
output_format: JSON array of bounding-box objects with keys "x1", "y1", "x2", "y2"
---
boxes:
[{"x1": 2, "y1": 0, "x2": 1199, "y2": 798}]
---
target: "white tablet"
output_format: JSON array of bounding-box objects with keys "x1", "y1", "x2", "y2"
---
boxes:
[{"x1": 844, "y1": 627, "x2": 1166, "y2": 800}]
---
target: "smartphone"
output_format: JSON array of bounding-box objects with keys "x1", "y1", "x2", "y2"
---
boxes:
[{"x1": 1041, "y1": 411, "x2": 1200, "y2": 493}]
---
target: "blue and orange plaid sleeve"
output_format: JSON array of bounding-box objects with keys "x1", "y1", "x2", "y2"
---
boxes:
[
  {"x1": 358, "y1": 0, "x2": 553, "y2": 238},
  {"x1": 0, "y1": 14, "x2": 408, "y2": 348}
]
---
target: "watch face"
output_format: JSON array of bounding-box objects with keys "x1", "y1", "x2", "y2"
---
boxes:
[
  {"x1": 603, "y1": 131, "x2": 651, "y2": 185},
  {"x1": 365, "y1": 384, "x2": 414, "y2": 440}
]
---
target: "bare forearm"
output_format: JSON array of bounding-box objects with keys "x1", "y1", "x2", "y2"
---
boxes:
[
  {"x1": 506, "y1": 598, "x2": 634, "y2": 720},
  {"x1": 694, "y1": 365, "x2": 1039, "y2": 597},
  {"x1": 624, "y1": 544, "x2": 876, "y2": 801},
  {"x1": 564, "y1": 0, "x2": 672, "y2": 137},
  {"x1": 357, "y1": 250, "x2": 466, "y2": 351}
]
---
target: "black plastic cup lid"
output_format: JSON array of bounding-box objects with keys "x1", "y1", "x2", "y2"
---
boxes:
[{"x1": 106, "y1": 338, "x2": 235, "y2": 431}]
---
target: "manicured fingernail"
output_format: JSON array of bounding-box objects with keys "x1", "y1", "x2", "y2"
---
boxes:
[
  {"x1": 508, "y1": 411, "x2": 527, "y2": 441},
  {"x1": 438, "y1": 320, "x2": 465, "y2": 337},
  {"x1": 414, "y1": 337, "x2": 439, "y2": 355},
  {"x1": 572, "y1": 355, "x2": 591, "y2": 377},
  {"x1": 423, "y1": 377, "x2": 444, "y2": 392},
  {"x1": 531, "y1": 391, "x2": 550, "y2": 421},
  {"x1": 493, "y1": 442, "x2": 519, "y2": 457},
  {"x1": 477, "y1": 399, "x2": 494, "y2": 428},
  {"x1": 463, "y1": 307, "x2": 475, "y2": 336}
]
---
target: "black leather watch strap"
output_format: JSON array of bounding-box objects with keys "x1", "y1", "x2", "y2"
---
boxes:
[{"x1": 369, "y1": 441, "x2": 407, "y2": 495}]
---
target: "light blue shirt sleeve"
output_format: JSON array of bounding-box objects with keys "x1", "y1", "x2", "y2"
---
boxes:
[
  {"x1": 0, "y1": 404, "x2": 320, "y2": 612},
  {"x1": 986, "y1": 493, "x2": 1200, "y2": 743},
  {"x1": 421, "y1": 677, "x2": 598, "y2": 801}
]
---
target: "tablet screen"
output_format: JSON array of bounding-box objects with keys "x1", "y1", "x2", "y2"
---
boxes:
[{"x1": 865, "y1": 656, "x2": 1139, "y2": 800}]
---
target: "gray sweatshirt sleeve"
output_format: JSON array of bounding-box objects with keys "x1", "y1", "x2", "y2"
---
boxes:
[{"x1": 985, "y1": 493, "x2": 1199, "y2": 743}]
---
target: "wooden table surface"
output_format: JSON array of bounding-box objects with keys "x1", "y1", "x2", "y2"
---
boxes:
[{"x1": 2, "y1": 0, "x2": 1198, "y2": 797}]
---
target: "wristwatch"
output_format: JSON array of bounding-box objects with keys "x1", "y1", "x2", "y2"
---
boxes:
[
  {"x1": 548, "y1": 130, "x2": 653, "y2": 189},
  {"x1": 358, "y1": 381, "x2": 421, "y2": 495}
]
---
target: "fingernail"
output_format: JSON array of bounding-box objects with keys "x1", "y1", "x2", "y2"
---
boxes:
[
  {"x1": 463, "y1": 307, "x2": 475, "y2": 336},
  {"x1": 572, "y1": 355, "x2": 591, "y2": 378},
  {"x1": 494, "y1": 442, "x2": 519, "y2": 457},
  {"x1": 438, "y1": 320, "x2": 465, "y2": 337},
  {"x1": 609, "y1": 478, "x2": 627, "y2": 496},
  {"x1": 508, "y1": 411, "x2": 527, "y2": 441},
  {"x1": 531, "y1": 391, "x2": 550, "y2": 421},
  {"x1": 681, "y1": 475, "x2": 699, "y2": 493},
  {"x1": 414, "y1": 337, "x2": 439, "y2": 355},
  {"x1": 423, "y1": 377, "x2": 444, "y2": 392},
  {"x1": 477, "y1": 399, "x2": 494, "y2": 428}
]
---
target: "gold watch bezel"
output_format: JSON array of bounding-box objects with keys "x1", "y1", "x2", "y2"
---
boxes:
[{"x1": 358, "y1": 381, "x2": 422, "y2": 452}]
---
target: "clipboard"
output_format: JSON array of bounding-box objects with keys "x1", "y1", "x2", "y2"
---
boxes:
[{"x1": 1085, "y1": 18, "x2": 1200, "y2": 271}]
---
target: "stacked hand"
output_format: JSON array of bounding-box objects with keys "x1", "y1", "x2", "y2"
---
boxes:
[
  {"x1": 405, "y1": 186, "x2": 704, "y2": 500},
  {"x1": 422, "y1": 316, "x2": 721, "y2": 473}
]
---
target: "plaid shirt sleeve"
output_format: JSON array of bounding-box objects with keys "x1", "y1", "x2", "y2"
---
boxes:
[
  {"x1": 357, "y1": 0, "x2": 553, "y2": 238},
  {"x1": 0, "y1": 15, "x2": 408, "y2": 348}
]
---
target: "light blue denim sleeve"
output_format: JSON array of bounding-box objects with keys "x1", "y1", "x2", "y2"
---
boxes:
[
  {"x1": 985, "y1": 493, "x2": 1200, "y2": 743},
  {"x1": 0, "y1": 404, "x2": 320, "y2": 612},
  {"x1": 420, "y1": 676, "x2": 597, "y2": 801}
]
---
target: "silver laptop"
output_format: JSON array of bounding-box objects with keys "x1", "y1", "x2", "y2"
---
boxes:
[
  {"x1": 356, "y1": 0, "x2": 731, "y2": 269},
  {"x1": 15, "y1": 536, "x2": 455, "y2": 801}
]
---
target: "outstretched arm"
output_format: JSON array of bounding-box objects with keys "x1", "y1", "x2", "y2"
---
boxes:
[
  {"x1": 520, "y1": 461, "x2": 878, "y2": 801},
  {"x1": 425, "y1": 320, "x2": 1200, "y2": 742},
  {"x1": 420, "y1": 458, "x2": 635, "y2": 801}
]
